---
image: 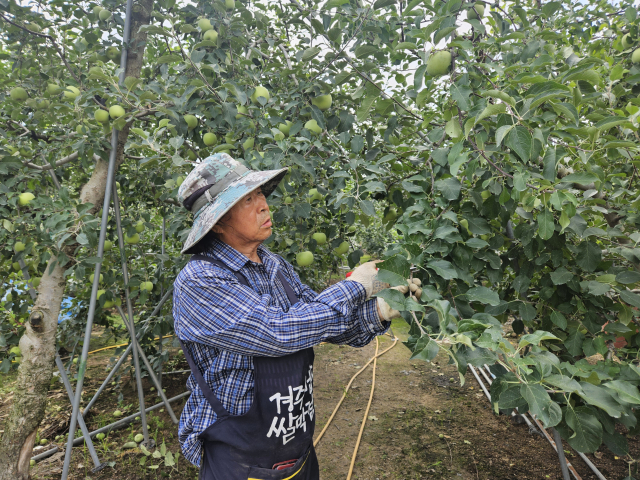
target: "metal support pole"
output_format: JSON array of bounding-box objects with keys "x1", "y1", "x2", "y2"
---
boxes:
[
  {"x1": 112, "y1": 184, "x2": 151, "y2": 447},
  {"x1": 552, "y1": 427, "x2": 571, "y2": 480},
  {"x1": 60, "y1": 1, "x2": 134, "y2": 477},
  {"x1": 158, "y1": 216, "x2": 166, "y2": 394},
  {"x1": 55, "y1": 356, "x2": 105, "y2": 471},
  {"x1": 81, "y1": 287, "x2": 174, "y2": 416}
]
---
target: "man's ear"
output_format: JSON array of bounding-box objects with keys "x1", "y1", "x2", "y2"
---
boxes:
[{"x1": 211, "y1": 223, "x2": 224, "y2": 235}]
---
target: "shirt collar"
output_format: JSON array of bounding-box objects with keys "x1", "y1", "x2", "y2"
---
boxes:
[{"x1": 205, "y1": 237, "x2": 278, "y2": 272}]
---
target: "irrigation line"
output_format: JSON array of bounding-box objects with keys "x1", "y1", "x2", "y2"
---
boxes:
[
  {"x1": 313, "y1": 334, "x2": 398, "y2": 447},
  {"x1": 470, "y1": 364, "x2": 585, "y2": 480},
  {"x1": 31, "y1": 392, "x2": 190, "y2": 464},
  {"x1": 346, "y1": 336, "x2": 379, "y2": 480},
  {"x1": 61, "y1": 1, "x2": 134, "y2": 476}
]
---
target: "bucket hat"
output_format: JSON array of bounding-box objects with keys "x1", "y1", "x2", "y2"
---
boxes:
[{"x1": 178, "y1": 153, "x2": 287, "y2": 254}]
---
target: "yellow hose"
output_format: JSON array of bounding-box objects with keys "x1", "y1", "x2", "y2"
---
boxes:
[{"x1": 87, "y1": 334, "x2": 174, "y2": 355}]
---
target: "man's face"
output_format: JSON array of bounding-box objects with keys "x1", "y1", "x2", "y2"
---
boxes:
[{"x1": 215, "y1": 187, "x2": 272, "y2": 243}]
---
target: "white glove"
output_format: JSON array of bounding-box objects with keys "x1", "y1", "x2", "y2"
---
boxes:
[
  {"x1": 377, "y1": 296, "x2": 401, "y2": 320},
  {"x1": 345, "y1": 261, "x2": 389, "y2": 299}
]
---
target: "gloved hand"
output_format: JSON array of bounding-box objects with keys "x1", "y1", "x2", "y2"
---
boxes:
[
  {"x1": 376, "y1": 278, "x2": 423, "y2": 320},
  {"x1": 345, "y1": 261, "x2": 389, "y2": 299}
]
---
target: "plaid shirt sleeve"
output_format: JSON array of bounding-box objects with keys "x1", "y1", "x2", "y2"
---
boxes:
[
  {"x1": 174, "y1": 262, "x2": 377, "y2": 357},
  {"x1": 277, "y1": 258, "x2": 390, "y2": 346}
]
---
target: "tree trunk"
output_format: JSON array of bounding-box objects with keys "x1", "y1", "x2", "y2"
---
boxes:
[{"x1": 0, "y1": 2, "x2": 153, "y2": 478}]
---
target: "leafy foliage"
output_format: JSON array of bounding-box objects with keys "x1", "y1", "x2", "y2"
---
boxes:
[{"x1": 0, "y1": 0, "x2": 639, "y2": 460}]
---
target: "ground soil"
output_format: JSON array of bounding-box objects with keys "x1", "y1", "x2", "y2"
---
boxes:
[{"x1": 1, "y1": 318, "x2": 637, "y2": 480}]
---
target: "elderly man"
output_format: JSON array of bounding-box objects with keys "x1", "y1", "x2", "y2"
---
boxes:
[{"x1": 173, "y1": 153, "x2": 401, "y2": 479}]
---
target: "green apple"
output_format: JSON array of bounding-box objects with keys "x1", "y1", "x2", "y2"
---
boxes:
[
  {"x1": 125, "y1": 233, "x2": 140, "y2": 244},
  {"x1": 10, "y1": 87, "x2": 28, "y2": 102},
  {"x1": 18, "y1": 192, "x2": 35, "y2": 206},
  {"x1": 46, "y1": 83, "x2": 62, "y2": 95},
  {"x1": 14, "y1": 242, "x2": 25, "y2": 253},
  {"x1": 140, "y1": 281, "x2": 153, "y2": 292},
  {"x1": 203, "y1": 132, "x2": 218, "y2": 146},
  {"x1": 426, "y1": 51, "x2": 452, "y2": 76},
  {"x1": 12, "y1": 262, "x2": 20, "y2": 272},
  {"x1": 104, "y1": 240, "x2": 113, "y2": 251},
  {"x1": 308, "y1": 188, "x2": 323, "y2": 201},
  {"x1": 106, "y1": 46, "x2": 120, "y2": 61},
  {"x1": 284, "y1": 196, "x2": 293, "y2": 204},
  {"x1": 360, "y1": 254, "x2": 371, "y2": 263},
  {"x1": 103, "y1": 298, "x2": 121, "y2": 308},
  {"x1": 278, "y1": 121, "x2": 293, "y2": 136},
  {"x1": 96, "y1": 433, "x2": 106, "y2": 440},
  {"x1": 304, "y1": 119, "x2": 322, "y2": 135},
  {"x1": 242, "y1": 137, "x2": 255, "y2": 150},
  {"x1": 134, "y1": 434, "x2": 144, "y2": 443},
  {"x1": 96, "y1": 289, "x2": 106, "y2": 300},
  {"x1": 31, "y1": 277, "x2": 40, "y2": 288},
  {"x1": 99, "y1": 9, "x2": 111, "y2": 21},
  {"x1": 184, "y1": 114, "x2": 198, "y2": 130},
  {"x1": 633, "y1": 48, "x2": 640, "y2": 63},
  {"x1": 9, "y1": 346, "x2": 20, "y2": 356},
  {"x1": 92, "y1": 6, "x2": 103, "y2": 15},
  {"x1": 622, "y1": 33, "x2": 635, "y2": 49},
  {"x1": 348, "y1": 225, "x2": 356, "y2": 233},
  {"x1": 236, "y1": 105, "x2": 248, "y2": 119},
  {"x1": 63, "y1": 86, "x2": 81, "y2": 100},
  {"x1": 334, "y1": 241, "x2": 349, "y2": 255},
  {"x1": 135, "y1": 220, "x2": 145, "y2": 233},
  {"x1": 383, "y1": 208, "x2": 397, "y2": 222},
  {"x1": 296, "y1": 251, "x2": 314, "y2": 266},
  {"x1": 113, "y1": 410, "x2": 122, "y2": 417},
  {"x1": 274, "y1": 130, "x2": 285, "y2": 141},
  {"x1": 88, "y1": 66, "x2": 102, "y2": 76},
  {"x1": 459, "y1": 219, "x2": 470, "y2": 234},
  {"x1": 480, "y1": 190, "x2": 491, "y2": 200},
  {"x1": 40, "y1": 439, "x2": 48, "y2": 445},
  {"x1": 203, "y1": 29, "x2": 218, "y2": 43},
  {"x1": 177, "y1": 175, "x2": 186, "y2": 186},
  {"x1": 94, "y1": 109, "x2": 109, "y2": 123},
  {"x1": 197, "y1": 18, "x2": 212, "y2": 31},
  {"x1": 311, "y1": 94, "x2": 332, "y2": 111},
  {"x1": 251, "y1": 86, "x2": 270, "y2": 104},
  {"x1": 467, "y1": 3, "x2": 484, "y2": 19},
  {"x1": 225, "y1": 0, "x2": 235, "y2": 10},
  {"x1": 89, "y1": 273, "x2": 104, "y2": 283},
  {"x1": 30, "y1": 460, "x2": 35, "y2": 467},
  {"x1": 312, "y1": 232, "x2": 327, "y2": 245},
  {"x1": 187, "y1": 149, "x2": 197, "y2": 161},
  {"x1": 6, "y1": 292, "x2": 14, "y2": 302},
  {"x1": 73, "y1": 358, "x2": 78, "y2": 364},
  {"x1": 109, "y1": 105, "x2": 125, "y2": 119}
]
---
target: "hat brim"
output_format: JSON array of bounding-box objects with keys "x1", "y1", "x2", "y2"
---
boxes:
[{"x1": 181, "y1": 167, "x2": 288, "y2": 254}]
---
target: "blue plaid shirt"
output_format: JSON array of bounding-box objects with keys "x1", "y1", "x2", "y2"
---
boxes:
[{"x1": 173, "y1": 238, "x2": 388, "y2": 466}]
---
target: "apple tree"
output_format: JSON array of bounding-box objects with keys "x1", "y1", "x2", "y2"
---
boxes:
[{"x1": 2, "y1": 0, "x2": 640, "y2": 477}]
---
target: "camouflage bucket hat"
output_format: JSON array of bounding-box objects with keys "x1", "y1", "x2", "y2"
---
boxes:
[{"x1": 177, "y1": 153, "x2": 287, "y2": 254}]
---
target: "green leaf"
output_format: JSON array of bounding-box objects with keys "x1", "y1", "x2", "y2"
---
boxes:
[
  {"x1": 577, "y1": 383, "x2": 624, "y2": 418},
  {"x1": 619, "y1": 289, "x2": 640, "y2": 308},
  {"x1": 156, "y1": 54, "x2": 182, "y2": 64},
  {"x1": 373, "y1": 0, "x2": 396, "y2": 9},
  {"x1": 464, "y1": 286, "x2": 500, "y2": 306},
  {"x1": 377, "y1": 255, "x2": 411, "y2": 287},
  {"x1": 602, "y1": 430, "x2": 629, "y2": 456},
  {"x1": 301, "y1": 46, "x2": 322, "y2": 61},
  {"x1": 433, "y1": 26, "x2": 457, "y2": 45},
  {"x1": 537, "y1": 209, "x2": 554, "y2": 240},
  {"x1": 542, "y1": 147, "x2": 557, "y2": 180},
  {"x1": 450, "y1": 83, "x2": 472, "y2": 111},
  {"x1": 505, "y1": 126, "x2": 532, "y2": 161},
  {"x1": 410, "y1": 335, "x2": 440, "y2": 362},
  {"x1": 465, "y1": 216, "x2": 491, "y2": 235},
  {"x1": 550, "y1": 311, "x2": 567, "y2": 329},
  {"x1": 616, "y1": 271, "x2": 640, "y2": 285},
  {"x1": 519, "y1": 330, "x2": 559, "y2": 348},
  {"x1": 495, "y1": 125, "x2": 514, "y2": 147},
  {"x1": 426, "y1": 259, "x2": 457, "y2": 280},
  {"x1": 480, "y1": 90, "x2": 516, "y2": 107},
  {"x1": 545, "y1": 374, "x2": 583, "y2": 394},
  {"x1": 595, "y1": 116, "x2": 628, "y2": 131},
  {"x1": 576, "y1": 241, "x2": 601, "y2": 272},
  {"x1": 565, "y1": 406, "x2": 603, "y2": 453},
  {"x1": 550, "y1": 267, "x2": 573, "y2": 285},
  {"x1": 476, "y1": 103, "x2": 506, "y2": 123},
  {"x1": 561, "y1": 172, "x2": 599, "y2": 185},
  {"x1": 565, "y1": 329, "x2": 585, "y2": 356},
  {"x1": 434, "y1": 177, "x2": 461, "y2": 200},
  {"x1": 521, "y1": 383, "x2": 561, "y2": 428},
  {"x1": 395, "y1": 42, "x2": 417, "y2": 51},
  {"x1": 602, "y1": 380, "x2": 640, "y2": 405},
  {"x1": 355, "y1": 45, "x2": 378, "y2": 59},
  {"x1": 356, "y1": 97, "x2": 376, "y2": 122}
]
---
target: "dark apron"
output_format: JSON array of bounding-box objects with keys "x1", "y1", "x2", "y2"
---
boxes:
[{"x1": 181, "y1": 255, "x2": 319, "y2": 480}]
